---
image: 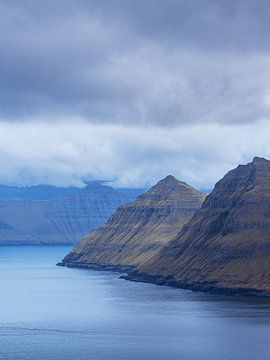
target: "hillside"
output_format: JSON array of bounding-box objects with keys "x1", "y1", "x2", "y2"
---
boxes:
[
  {"x1": 61, "y1": 175, "x2": 206, "y2": 268},
  {"x1": 131, "y1": 157, "x2": 270, "y2": 296}
]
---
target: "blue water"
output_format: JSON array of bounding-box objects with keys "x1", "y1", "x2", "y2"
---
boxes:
[{"x1": 0, "y1": 246, "x2": 270, "y2": 360}]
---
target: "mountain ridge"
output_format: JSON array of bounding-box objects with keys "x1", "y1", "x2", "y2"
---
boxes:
[
  {"x1": 0, "y1": 182, "x2": 144, "y2": 244},
  {"x1": 126, "y1": 157, "x2": 270, "y2": 296},
  {"x1": 60, "y1": 175, "x2": 206, "y2": 268}
]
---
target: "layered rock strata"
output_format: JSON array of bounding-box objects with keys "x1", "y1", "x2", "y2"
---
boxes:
[
  {"x1": 130, "y1": 157, "x2": 270, "y2": 296},
  {"x1": 61, "y1": 176, "x2": 205, "y2": 268}
]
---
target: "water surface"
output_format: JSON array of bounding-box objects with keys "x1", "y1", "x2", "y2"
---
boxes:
[{"x1": 0, "y1": 246, "x2": 270, "y2": 360}]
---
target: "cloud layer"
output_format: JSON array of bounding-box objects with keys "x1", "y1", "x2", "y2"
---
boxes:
[
  {"x1": 0, "y1": 119, "x2": 269, "y2": 190},
  {"x1": 1, "y1": 0, "x2": 270, "y2": 125},
  {"x1": 0, "y1": 1, "x2": 270, "y2": 188}
]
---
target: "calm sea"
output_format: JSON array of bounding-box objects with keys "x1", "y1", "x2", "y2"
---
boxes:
[{"x1": 0, "y1": 246, "x2": 269, "y2": 360}]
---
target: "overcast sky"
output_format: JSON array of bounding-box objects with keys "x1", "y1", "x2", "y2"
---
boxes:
[{"x1": 0, "y1": 0, "x2": 270, "y2": 189}]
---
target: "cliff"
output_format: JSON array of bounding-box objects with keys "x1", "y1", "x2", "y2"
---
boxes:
[
  {"x1": 0, "y1": 182, "x2": 143, "y2": 244},
  {"x1": 61, "y1": 175, "x2": 206, "y2": 268},
  {"x1": 132, "y1": 157, "x2": 270, "y2": 296}
]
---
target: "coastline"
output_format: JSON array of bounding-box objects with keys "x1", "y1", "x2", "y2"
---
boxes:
[
  {"x1": 57, "y1": 261, "x2": 135, "y2": 274},
  {"x1": 57, "y1": 261, "x2": 270, "y2": 298}
]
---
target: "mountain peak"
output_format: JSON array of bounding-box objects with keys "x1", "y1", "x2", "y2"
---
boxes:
[
  {"x1": 163, "y1": 174, "x2": 177, "y2": 181},
  {"x1": 157, "y1": 175, "x2": 192, "y2": 188},
  {"x1": 154, "y1": 175, "x2": 202, "y2": 196},
  {"x1": 158, "y1": 175, "x2": 180, "y2": 185},
  {"x1": 137, "y1": 157, "x2": 270, "y2": 296},
  {"x1": 135, "y1": 176, "x2": 205, "y2": 207},
  {"x1": 61, "y1": 174, "x2": 205, "y2": 269},
  {"x1": 252, "y1": 156, "x2": 270, "y2": 165}
]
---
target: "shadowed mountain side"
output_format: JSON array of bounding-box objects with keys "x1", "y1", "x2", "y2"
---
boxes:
[
  {"x1": 60, "y1": 176, "x2": 206, "y2": 268},
  {"x1": 0, "y1": 183, "x2": 143, "y2": 244},
  {"x1": 130, "y1": 157, "x2": 270, "y2": 296}
]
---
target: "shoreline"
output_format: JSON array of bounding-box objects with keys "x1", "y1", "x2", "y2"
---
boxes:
[
  {"x1": 57, "y1": 261, "x2": 135, "y2": 274},
  {"x1": 57, "y1": 261, "x2": 270, "y2": 298}
]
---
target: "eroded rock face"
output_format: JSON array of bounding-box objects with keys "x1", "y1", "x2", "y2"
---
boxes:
[
  {"x1": 61, "y1": 176, "x2": 206, "y2": 267},
  {"x1": 136, "y1": 157, "x2": 270, "y2": 296},
  {"x1": 0, "y1": 183, "x2": 142, "y2": 244}
]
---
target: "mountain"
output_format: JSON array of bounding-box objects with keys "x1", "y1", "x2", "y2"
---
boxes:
[
  {"x1": 0, "y1": 182, "x2": 144, "y2": 244},
  {"x1": 60, "y1": 175, "x2": 206, "y2": 269},
  {"x1": 130, "y1": 157, "x2": 270, "y2": 296},
  {"x1": 0, "y1": 181, "x2": 144, "y2": 201},
  {"x1": 0, "y1": 184, "x2": 80, "y2": 200}
]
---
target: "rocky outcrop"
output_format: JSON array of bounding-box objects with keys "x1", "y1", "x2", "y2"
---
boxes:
[
  {"x1": 60, "y1": 176, "x2": 206, "y2": 268},
  {"x1": 0, "y1": 182, "x2": 143, "y2": 244},
  {"x1": 130, "y1": 157, "x2": 270, "y2": 296}
]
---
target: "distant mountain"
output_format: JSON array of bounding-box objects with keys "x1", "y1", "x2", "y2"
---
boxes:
[
  {"x1": 0, "y1": 184, "x2": 82, "y2": 200},
  {"x1": 0, "y1": 181, "x2": 144, "y2": 201},
  {"x1": 0, "y1": 182, "x2": 144, "y2": 245},
  {"x1": 60, "y1": 175, "x2": 206, "y2": 269},
  {"x1": 130, "y1": 157, "x2": 270, "y2": 296}
]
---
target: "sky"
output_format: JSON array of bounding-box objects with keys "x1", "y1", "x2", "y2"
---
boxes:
[{"x1": 0, "y1": 0, "x2": 270, "y2": 189}]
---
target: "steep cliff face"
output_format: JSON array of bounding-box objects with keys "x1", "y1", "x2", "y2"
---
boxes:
[
  {"x1": 0, "y1": 183, "x2": 142, "y2": 244},
  {"x1": 135, "y1": 157, "x2": 270, "y2": 296},
  {"x1": 61, "y1": 176, "x2": 206, "y2": 268}
]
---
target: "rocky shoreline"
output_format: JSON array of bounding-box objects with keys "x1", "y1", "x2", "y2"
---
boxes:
[
  {"x1": 58, "y1": 261, "x2": 270, "y2": 297},
  {"x1": 58, "y1": 158, "x2": 270, "y2": 298},
  {"x1": 57, "y1": 261, "x2": 135, "y2": 274},
  {"x1": 122, "y1": 271, "x2": 270, "y2": 298}
]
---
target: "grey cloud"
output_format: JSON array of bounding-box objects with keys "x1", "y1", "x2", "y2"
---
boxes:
[
  {"x1": 0, "y1": 119, "x2": 269, "y2": 189},
  {"x1": 0, "y1": 0, "x2": 270, "y2": 125}
]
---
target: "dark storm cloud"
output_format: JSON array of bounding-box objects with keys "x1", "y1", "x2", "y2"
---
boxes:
[{"x1": 0, "y1": 0, "x2": 270, "y2": 125}]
